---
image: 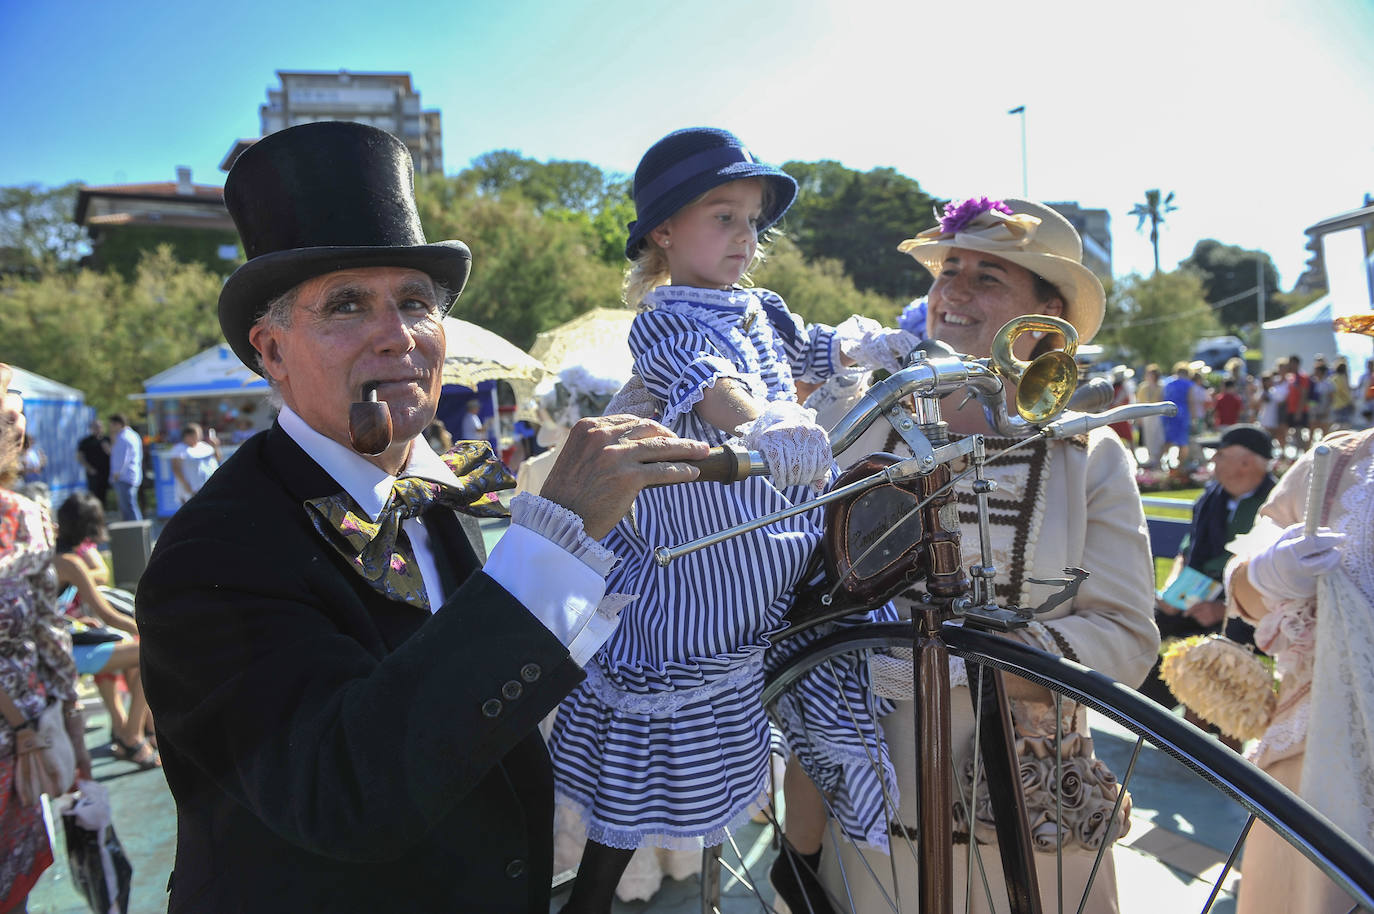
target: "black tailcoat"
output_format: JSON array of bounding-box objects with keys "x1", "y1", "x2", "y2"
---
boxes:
[{"x1": 137, "y1": 423, "x2": 584, "y2": 912}]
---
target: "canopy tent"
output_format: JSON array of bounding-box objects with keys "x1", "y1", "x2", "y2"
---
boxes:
[
  {"x1": 137, "y1": 344, "x2": 272, "y2": 444},
  {"x1": 8, "y1": 366, "x2": 94, "y2": 503},
  {"x1": 1261, "y1": 295, "x2": 1373, "y2": 372}
]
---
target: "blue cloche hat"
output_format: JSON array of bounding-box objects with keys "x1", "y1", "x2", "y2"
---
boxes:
[{"x1": 624, "y1": 127, "x2": 798, "y2": 259}]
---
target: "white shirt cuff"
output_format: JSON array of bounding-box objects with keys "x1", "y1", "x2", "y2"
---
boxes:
[{"x1": 483, "y1": 523, "x2": 616, "y2": 665}]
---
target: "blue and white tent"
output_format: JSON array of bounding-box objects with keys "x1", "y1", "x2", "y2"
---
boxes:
[{"x1": 8, "y1": 366, "x2": 94, "y2": 503}]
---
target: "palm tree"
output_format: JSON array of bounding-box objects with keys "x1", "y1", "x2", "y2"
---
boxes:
[{"x1": 1130, "y1": 189, "x2": 1178, "y2": 274}]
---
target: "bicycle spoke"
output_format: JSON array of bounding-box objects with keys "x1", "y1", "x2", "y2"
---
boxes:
[
  {"x1": 1076, "y1": 735, "x2": 1143, "y2": 914},
  {"x1": 783, "y1": 684, "x2": 900, "y2": 912},
  {"x1": 758, "y1": 624, "x2": 1374, "y2": 914},
  {"x1": 960, "y1": 671, "x2": 999, "y2": 914},
  {"x1": 717, "y1": 828, "x2": 777, "y2": 912},
  {"x1": 821, "y1": 654, "x2": 911, "y2": 909},
  {"x1": 1054, "y1": 691, "x2": 1064, "y2": 914},
  {"x1": 1197, "y1": 815, "x2": 1254, "y2": 914}
]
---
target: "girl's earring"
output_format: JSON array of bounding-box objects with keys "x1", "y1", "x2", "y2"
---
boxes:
[{"x1": 662, "y1": 239, "x2": 671, "y2": 248}]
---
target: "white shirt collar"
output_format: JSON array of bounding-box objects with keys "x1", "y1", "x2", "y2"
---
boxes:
[{"x1": 278, "y1": 405, "x2": 462, "y2": 522}]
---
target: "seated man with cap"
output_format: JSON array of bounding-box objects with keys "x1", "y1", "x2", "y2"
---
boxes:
[
  {"x1": 135, "y1": 122, "x2": 708, "y2": 913},
  {"x1": 1138, "y1": 424, "x2": 1276, "y2": 743}
]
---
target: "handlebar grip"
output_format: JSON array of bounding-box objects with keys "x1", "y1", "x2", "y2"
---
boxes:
[{"x1": 686, "y1": 443, "x2": 769, "y2": 484}]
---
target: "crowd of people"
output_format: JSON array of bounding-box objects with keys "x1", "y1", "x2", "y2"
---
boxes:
[
  {"x1": 1105, "y1": 352, "x2": 1374, "y2": 474},
  {"x1": 4, "y1": 119, "x2": 1369, "y2": 914}
]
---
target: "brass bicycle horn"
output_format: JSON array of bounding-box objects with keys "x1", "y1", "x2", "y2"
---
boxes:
[{"x1": 990, "y1": 314, "x2": 1080, "y2": 423}]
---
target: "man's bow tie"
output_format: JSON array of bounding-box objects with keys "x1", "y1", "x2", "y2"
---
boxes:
[{"x1": 305, "y1": 440, "x2": 514, "y2": 611}]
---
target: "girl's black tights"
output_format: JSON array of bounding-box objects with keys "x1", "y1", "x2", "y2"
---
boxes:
[{"x1": 557, "y1": 839, "x2": 635, "y2": 914}]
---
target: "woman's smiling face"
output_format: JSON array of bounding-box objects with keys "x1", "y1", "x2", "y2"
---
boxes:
[{"x1": 926, "y1": 248, "x2": 1062, "y2": 359}]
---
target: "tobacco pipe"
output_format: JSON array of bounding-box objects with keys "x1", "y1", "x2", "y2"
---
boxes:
[{"x1": 348, "y1": 386, "x2": 393, "y2": 456}]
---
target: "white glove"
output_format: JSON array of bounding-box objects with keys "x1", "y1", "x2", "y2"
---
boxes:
[
  {"x1": 1247, "y1": 523, "x2": 1346, "y2": 604},
  {"x1": 836, "y1": 315, "x2": 920, "y2": 374},
  {"x1": 737, "y1": 400, "x2": 833, "y2": 490}
]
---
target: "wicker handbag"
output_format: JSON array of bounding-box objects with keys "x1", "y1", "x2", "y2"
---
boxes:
[{"x1": 1159, "y1": 634, "x2": 1277, "y2": 742}]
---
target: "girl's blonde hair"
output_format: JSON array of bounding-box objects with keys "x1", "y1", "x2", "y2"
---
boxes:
[{"x1": 622, "y1": 179, "x2": 777, "y2": 309}]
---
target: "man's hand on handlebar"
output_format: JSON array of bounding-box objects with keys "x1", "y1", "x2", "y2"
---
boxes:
[{"x1": 539, "y1": 415, "x2": 710, "y2": 539}]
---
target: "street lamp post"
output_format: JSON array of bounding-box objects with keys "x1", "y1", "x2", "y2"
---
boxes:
[{"x1": 1008, "y1": 105, "x2": 1027, "y2": 196}]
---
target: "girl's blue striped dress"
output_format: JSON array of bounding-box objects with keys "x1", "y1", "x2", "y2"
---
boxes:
[{"x1": 549, "y1": 285, "x2": 899, "y2": 852}]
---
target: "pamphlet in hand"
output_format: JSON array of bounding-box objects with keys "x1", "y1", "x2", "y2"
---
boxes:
[{"x1": 1158, "y1": 566, "x2": 1223, "y2": 611}]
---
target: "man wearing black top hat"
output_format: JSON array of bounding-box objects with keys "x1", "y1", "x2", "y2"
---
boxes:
[
  {"x1": 1139, "y1": 424, "x2": 1276, "y2": 735},
  {"x1": 135, "y1": 121, "x2": 707, "y2": 913}
]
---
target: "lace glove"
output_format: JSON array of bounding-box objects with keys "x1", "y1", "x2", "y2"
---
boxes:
[
  {"x1": 737, "y1": 400, "x2": 832, "y2": 490},
  {"x1": 836, "y1": 315, "x2": 920, "y2": 374},
  {"x1": 604, "y1": 374, "x2": 659, "y2": 419},
  {"x1": 1247, "y1": 523, "x2": 1346, "y2": 604}
]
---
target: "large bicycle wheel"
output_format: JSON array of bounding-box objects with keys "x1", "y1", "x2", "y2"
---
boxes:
[{"x1": 696, "y1": 621, "x2": 1374, "y2": 914}]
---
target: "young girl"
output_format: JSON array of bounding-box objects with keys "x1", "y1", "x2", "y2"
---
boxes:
[{"x1": 548, "y1": 127, "x2": 914, "y2": 913}]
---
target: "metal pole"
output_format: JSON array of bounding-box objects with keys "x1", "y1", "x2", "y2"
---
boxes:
[{"x1": 1009, "y1": 106, "x2": 1028, "y2": 196}]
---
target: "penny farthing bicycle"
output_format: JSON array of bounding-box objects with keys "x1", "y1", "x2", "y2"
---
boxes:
[{"x1": 639, "y1": 315, "x2": 1374, "y2": 914}]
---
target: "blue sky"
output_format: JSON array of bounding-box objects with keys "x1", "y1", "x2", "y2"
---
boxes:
[{"x1": 3, "y1": 0, "x2": 1371, "y2": 290}]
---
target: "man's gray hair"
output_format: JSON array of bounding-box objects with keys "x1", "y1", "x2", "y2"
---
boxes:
[{"x1": 253, "y1": 286, "x2": 299, "y2": 409}]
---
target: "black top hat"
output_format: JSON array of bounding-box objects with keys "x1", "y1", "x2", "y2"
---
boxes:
[
  {"x1": 217, "y1": 121, "x2": 472, "y2": 371},
  {"x1": 624, "y1": 127, "x2": 797, "y2": 260}
]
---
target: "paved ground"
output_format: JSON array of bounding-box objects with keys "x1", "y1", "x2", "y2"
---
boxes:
[
  {"x1": 29, "y1": 517, "x2": 1251, "y2": 914},
  {"x1": 28, "y1": 686, "x2": 1248, "y2": 913}
]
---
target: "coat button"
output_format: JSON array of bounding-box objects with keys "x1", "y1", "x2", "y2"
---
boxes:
[
  {"x1": 520, "y1": 663, "x2": 541, "y2": 683},
  {"x1": 501, "y1": 680, "x2": 522, "y2": 700},
  {"x1": 481, "y1": 698, "x2": 502, "y2": 718},
  {"x1": 505, "y1": 858, "x2": 525, "y2": 879}
]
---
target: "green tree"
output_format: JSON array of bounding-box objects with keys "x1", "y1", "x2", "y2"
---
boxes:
[
  {"x1": 0, "y1": 247, "x2": 223, "y2": 416},
  {"x1": 0, "y1": 182, "x2": 88, "y2": 275},
  {"x1": 781, "y1": 161, "x2": 939, "y2": 300},
  {"x1": 414, "y1": 180, "x2": 622, "y2": 349},
  {"x1": 453, "y1": 152, "x2": 630, "y2": 267},
  {"x1": 1178, "y1": 240, "x2": 1281, "y2": 330},
  {"x1": 1129, "y1": 189, "x2": 1178, "y2": 274},
  {"x1": 1095, "y1": 270, "x2": 1220, "y2": 369},
  {"x1": 753, "y1": 236, "x2": 902, "y2": 328}
]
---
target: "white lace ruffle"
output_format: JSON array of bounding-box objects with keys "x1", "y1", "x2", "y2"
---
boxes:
[
  {"x1": 558, "y1": 773, "x2": 769, "y2": 852},
  {"x1": 509, "y1": 492, "x2": 618, "y2": 576},
  {"x1": 581, "y1": 653, "x2": 765, "y2": 715},
  {"x1": 736, "y1": 400, "x2": 831, "y2": 489},
  {"x1": 870, "y1": 649, "x2": 967, "y2": 700},
  {"x1": 1248, "y1": 692, "x2": 1310, "y2": 763},
  {"x1": 1339, "y1": 450, "x2": 1374, "y2": 599},
  {"x1": 835, "y1": 315, "x2": 917, "y2": 373}
]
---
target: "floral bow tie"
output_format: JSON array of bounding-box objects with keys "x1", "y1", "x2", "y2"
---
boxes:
[{"x1": 305, "y1": 440, "x2": 514, "y2": 611}]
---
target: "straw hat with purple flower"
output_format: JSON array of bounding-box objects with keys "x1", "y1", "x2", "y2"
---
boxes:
[{"x1": 898, "y1": 197, "x2": 1106, "y2": 343}]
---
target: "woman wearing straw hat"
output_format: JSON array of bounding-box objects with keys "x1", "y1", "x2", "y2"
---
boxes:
[{"x1": 809, "y1": 198, "x2": 1158, "y2": 914}]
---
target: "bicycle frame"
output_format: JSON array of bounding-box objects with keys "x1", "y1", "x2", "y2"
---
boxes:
[{"x1": 659, "y1": 347, "x2": 1177, "y2": 914}]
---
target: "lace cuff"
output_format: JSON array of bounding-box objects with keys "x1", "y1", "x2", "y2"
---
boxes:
[{"x1": 510, "y1": 492, "x2": 618, "y2": 576}]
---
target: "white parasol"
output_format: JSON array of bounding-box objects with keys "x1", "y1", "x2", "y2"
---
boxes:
[
  {"x1": 440, "y1": 316, "x2": 546, "y2": 390},
  {"x1": 528, "y1": 308, "x2": 637, "y2": 382}
]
